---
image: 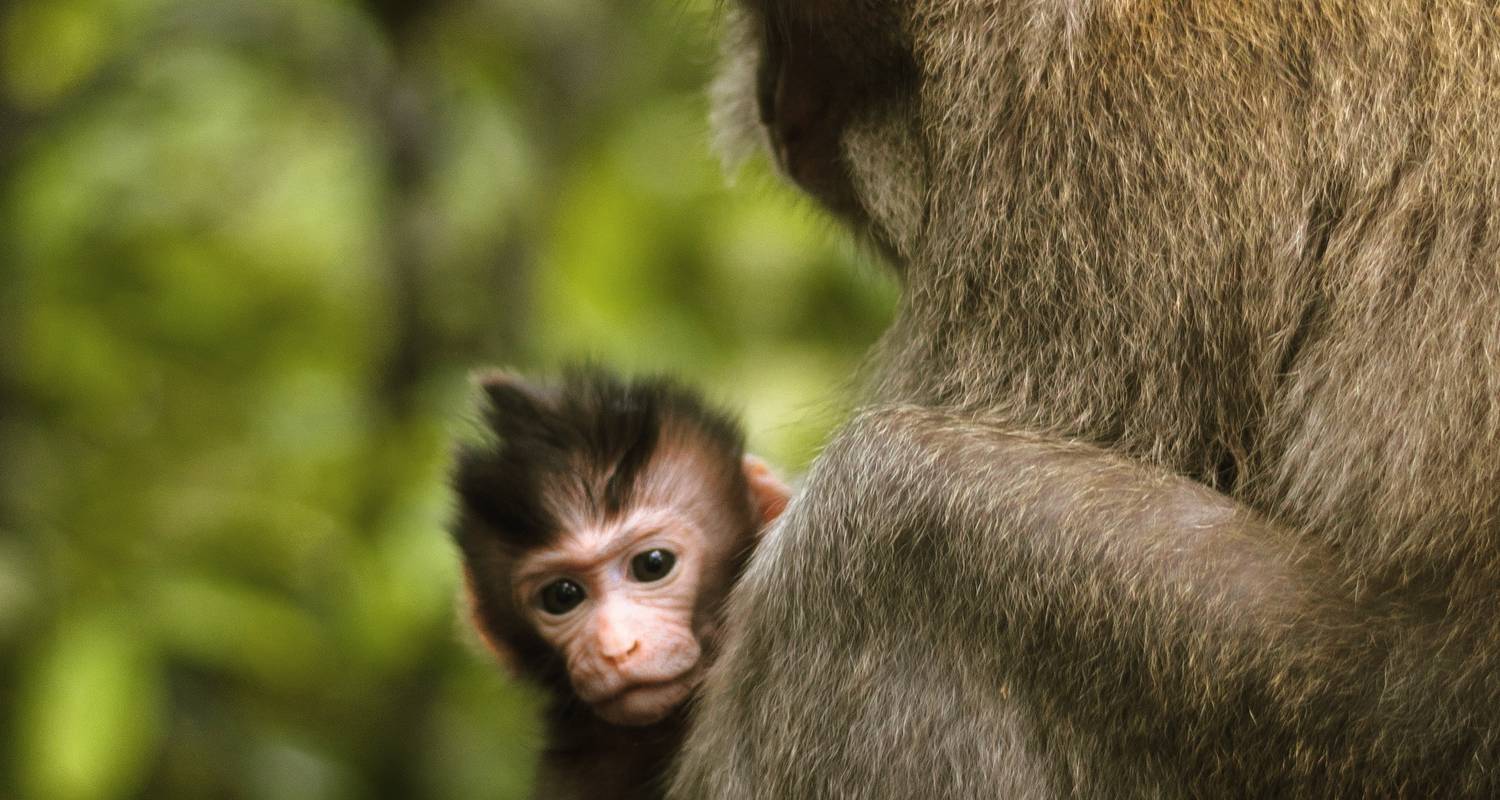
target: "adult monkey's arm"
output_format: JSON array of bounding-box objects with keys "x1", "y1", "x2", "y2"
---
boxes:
[{"x1": 673, "y1": 405, "x2": 1498, "y2": 799}]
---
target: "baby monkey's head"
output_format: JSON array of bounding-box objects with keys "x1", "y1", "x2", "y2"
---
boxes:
[{"x1": 452, "y1": 367, "x2": 788, "y2": 726}]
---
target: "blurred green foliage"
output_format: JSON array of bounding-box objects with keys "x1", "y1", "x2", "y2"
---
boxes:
[{"x1": 0, "y1": 0, "x2": 896, "y2": 797}]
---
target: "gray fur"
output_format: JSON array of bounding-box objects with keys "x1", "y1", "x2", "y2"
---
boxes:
[{"x1": 672, "y1": 1, "x2": 1500, "y2": 797}]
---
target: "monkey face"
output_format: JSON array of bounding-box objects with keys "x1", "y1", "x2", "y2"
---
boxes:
[
  {"x1": 454, "y1": 367, "x2": 795, "y2": 728},
  {"x1": 511, "y1": 504, "x2": 725, "y2": 726}
]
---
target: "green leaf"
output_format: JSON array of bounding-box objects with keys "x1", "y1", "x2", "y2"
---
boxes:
[{"x1": 18, "y1": 611, "x2": 164, "y2": 800}]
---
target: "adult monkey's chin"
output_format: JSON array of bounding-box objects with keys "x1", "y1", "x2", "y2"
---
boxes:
[{"x1": 592, "y1": 678, "x2": 696, "y2": 727}]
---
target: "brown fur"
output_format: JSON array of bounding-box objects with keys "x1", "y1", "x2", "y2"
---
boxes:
[{"x1": 673, "y1": 1, "x2": 1500, "y2": 797}]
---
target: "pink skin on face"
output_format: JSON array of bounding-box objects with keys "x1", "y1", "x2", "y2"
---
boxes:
[{"x1": 514, "y1": 506, "x2": 723, "y2": 726}]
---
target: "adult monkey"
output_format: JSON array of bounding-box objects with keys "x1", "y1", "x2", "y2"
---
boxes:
[{"x1": 672, "y1": 1, "x2": 1500, "y2": 798}]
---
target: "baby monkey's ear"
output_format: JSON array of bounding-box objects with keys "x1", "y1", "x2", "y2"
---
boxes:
[
  {"x1": 742, "y1": 454, "x2": 792, "y2": 530},
  {"x1": 471, "y1": 369, "x2": 555, "y2": 434}
]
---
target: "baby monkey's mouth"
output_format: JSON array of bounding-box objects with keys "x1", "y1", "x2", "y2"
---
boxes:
[
  {"x1": 579, "y1": 654, "x2": 704, "y2": 704},
  {"x1": 592, "y1": 667, "x2": 703, "y2": 726}
]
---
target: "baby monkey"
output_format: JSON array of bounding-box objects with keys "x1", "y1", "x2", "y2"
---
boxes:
[{"x1": 451, "y1": 366, "x2": 789, "y2": 800}]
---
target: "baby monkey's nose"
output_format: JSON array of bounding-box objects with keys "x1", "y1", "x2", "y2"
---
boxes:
[{"x1": 602, "y1": 639, "x2": 640, "y2": 664}]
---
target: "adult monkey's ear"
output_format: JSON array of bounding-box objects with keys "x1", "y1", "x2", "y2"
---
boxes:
[
  {"x1": 743, "y1": 454, "x2": 792, "y2": 529},
  {"x1": 471, "y1": 369, "x2": 555, "y2": 436}
]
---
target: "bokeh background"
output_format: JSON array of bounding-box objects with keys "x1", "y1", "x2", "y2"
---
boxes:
[{"x1": 0, "y1": 0, "x2": 896, "y2": 797}]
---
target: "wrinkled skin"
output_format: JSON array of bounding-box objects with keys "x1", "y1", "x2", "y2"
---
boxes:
[
  {"x1": 673, "y1": 2, "x2": 1500, "y2": 797},
  {"x1": 514, "y1": 504, "x2": 717, "y2": 726}
]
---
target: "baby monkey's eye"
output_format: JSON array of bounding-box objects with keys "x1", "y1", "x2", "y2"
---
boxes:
[
  {"x1": 539, "y1": 579, "x2": 586, "y2": 615},
  {"x1": 630, "y1": 549, "x2": 676, "y2": 582}
]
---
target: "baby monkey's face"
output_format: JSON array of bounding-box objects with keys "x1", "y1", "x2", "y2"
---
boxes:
[
  {"x1": 512, "y1": 504, "x2": 735, "y2": 726},
  {"x1": 450, "y1": 363, "x2": 794, "y2": 728}
]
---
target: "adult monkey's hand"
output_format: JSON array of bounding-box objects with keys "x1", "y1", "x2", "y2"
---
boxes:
[{"x1": 676, "y1": 0, "x2": 1500, "y2": 796}]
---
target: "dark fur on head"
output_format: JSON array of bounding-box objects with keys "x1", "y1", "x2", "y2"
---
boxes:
[{"x1": 455, "y1": 365, "x2": 749, "y2": 550}]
